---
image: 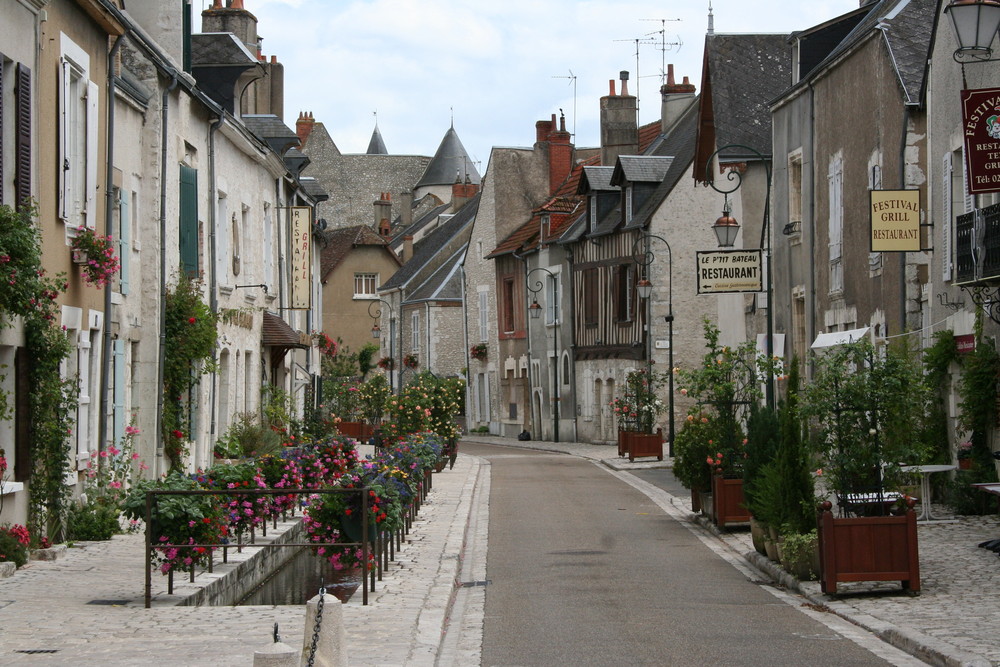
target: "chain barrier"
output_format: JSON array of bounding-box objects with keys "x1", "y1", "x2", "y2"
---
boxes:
[{"x1": 306, "y1": 582, "x2": 326, "y2": 667}]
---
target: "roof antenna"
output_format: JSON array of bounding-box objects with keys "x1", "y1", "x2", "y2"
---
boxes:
[
  {"x1": 551, "y1": 70, "x2": 577, "y2": 141},
  {"x1": 708, "y1": 1, "x2": 715, "y2": 35},
  {"x1": 640, "y1": 18, "x2": 683, "y2": 85}
]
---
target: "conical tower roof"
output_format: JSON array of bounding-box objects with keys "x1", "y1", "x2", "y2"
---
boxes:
[
  {"x1": 414, "y1": 125, "x2": 481, "y2": 189},
  {"x1": 366, "y1": 124, "x2": 388, "y2": 155}
]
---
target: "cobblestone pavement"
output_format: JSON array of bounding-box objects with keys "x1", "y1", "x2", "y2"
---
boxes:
[{"x1": 2, "y1": 435, "x2": 999, "y2": 666}]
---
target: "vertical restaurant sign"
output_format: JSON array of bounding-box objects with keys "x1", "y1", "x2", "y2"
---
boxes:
[
  {"x1": 696, "y1": 250, "x2": 763, "y2": 294},
  {"x1": 962, "y1": 87, "x2": 1000, "y2": 194},
  {"x1": 870, "y1": 189, "x2": 921, "y2": 251},
  {"x1": 290, "y1": 206, "x2": 312, "y2": 309}
]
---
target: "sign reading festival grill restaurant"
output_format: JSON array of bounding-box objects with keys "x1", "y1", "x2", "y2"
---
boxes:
[
  {"x1": 870, "y1": 189, "x2": 921, "y2": 252},
  {"x1": 962, "y1": 87, "x2": 1000, "y2": 195},
  {"x1": 289, "y1": 206, "x2": 312, "y2": 309},
  {"x1": 696, "y1": 249, "x2": 763, "y2": 294}
]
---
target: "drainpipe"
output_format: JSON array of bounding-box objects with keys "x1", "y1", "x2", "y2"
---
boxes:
[
  {"x1": 156, "y1": 73, "x2": 180, "y2": 470},
  {"x1": 207, "y1": 115, "x2": 224, "y2": 456},
  {"x1": 425, "y1": 301, "x2": 431, "y2": 371},
  {"x1": 899, "y1": 106, "x2": 911, "y2": 335},
  {"x1": 459, "y1": 261, "x2": 471, "y2": 434},
  {"x1": 513, "y1": 250, "x2": 535, "y2": 438},
  {"x1": 807, "y1": 81, "x2": 817, "y2": 380},
  {"x1": 98, "y1": 33, "x2": 125, "y2": 465}
]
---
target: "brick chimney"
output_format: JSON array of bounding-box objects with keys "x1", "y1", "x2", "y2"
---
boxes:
[
  {"x1": 400, "y1": 190, "x2": 414, "y2": 227},
  {"x1": 548, "y1": 111, "x2": 572, "y2": 193},
  {"x1": 296, "y1": 112, "x2": 315, "y2": 148},
  {"x1": 660, "y1": 65, "x2": 697, "y2": 134},
  {"x1": 374, "y1": 192, "x2": 392, "y2": 230},
  {"x1": 600, "y1": 71, "x2": 638, "y2": 167},
  {"x1": 452, "y1": 174, "x2": 480, "y2": 211}
]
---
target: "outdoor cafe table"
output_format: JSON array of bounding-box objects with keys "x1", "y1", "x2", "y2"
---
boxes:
[{"x1": 900, "y1": 464, "x2": 957, "y2": 521}]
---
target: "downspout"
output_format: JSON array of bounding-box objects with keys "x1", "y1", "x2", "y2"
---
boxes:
[
  {"x1": 513, "y1": 250, "x2": 535, "y2": 437},
  {"x1": 425, "y1": 301, "x2": 431, "y2": 371},
  {"x1": 156, "y1": 73, "x2": 180, "y2": 467},
  {"x1": 207, "y1": 115, "x2": 224, "y2": 452},
  {"x1": 98, "y1": 33, "x2": 125, "y2": 463},
  {"x1": 565, "y1": 246, "x2": 577, "y2": 442},
  {"x1": 899, "y1": 106, "x2": 911, "y2": 335},
  {"x1": 459, "y1": 261, "x2": 471, "y2": 434},
  {"x1": 807, "y1": 81, "x2": 817, "y2": 379}
]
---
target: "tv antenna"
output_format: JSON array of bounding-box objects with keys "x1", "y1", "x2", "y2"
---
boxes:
[
  {"x1": 640, "y1": 18, "x2": 683, "y2": 85},
  {"x1": 551, "y1": 70, "x2": 577, "y2": 140}
]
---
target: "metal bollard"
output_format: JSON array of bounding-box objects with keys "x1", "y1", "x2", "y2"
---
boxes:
[{"x1": 253, "y1": 624, "x2": 299, "y2": 667}]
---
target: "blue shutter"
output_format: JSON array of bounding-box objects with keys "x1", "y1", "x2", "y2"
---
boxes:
[
  {"x1": 113, "y1": 339, "x2": 125, "y2": 446},
  {"x1": 119, "y1": 191, "x2": 130, "y2": 295}
]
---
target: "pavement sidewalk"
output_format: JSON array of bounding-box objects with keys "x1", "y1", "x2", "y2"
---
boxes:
[{"x1": 1, "y1": 434, "x2": 999, "y2": 666}]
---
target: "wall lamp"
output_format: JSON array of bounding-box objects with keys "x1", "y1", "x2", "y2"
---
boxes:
[{"x1": 946, "y1": 0, "x2": 1000, "y2": 62}]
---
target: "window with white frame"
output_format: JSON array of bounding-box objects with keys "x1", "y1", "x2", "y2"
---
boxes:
[
  {"x1": 59, "y1": 34, "x2": 98, "y2": 228},
  {"x1": 545, "y1": 272, "x2": 559, "y2": 325},
  {"x1": 589, "y1": 197, "x2": 597, "y2": 232},
  {"x1": 478, "y1": 289, "x2": 489, "y2": 342},
  {"x1": 828, "y1": 153, "x2": 844, "y2": 294},
  {"x1": 354, "y1": 273, "x2": 378, "y2": 298},
  {"x1": 411, "y1": 311, "x2": 420, "y2": 352},
  {"x1": 788, "y1": 150, "x2": 803, "y2": 237},
  {"x1": 625, "y1": 186, "x2": 633, "y2": 221},
  {"x1": 868, "y1": 151, "x2": 883, "y2": 277}
]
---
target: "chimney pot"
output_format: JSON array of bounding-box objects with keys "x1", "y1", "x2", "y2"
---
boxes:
[
  {"x1": 667, "y1": 64, "x2": 675, "y2": 86},
  {"x1": 620, "y1": 71, "x2": 630, "y2": 97},
  {"x1": 609, "y1": 80, "x2": 616, "y2": 96}
]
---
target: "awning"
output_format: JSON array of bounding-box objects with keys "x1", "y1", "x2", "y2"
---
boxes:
[
  {"x1": 262, "y1": 312, "x2": 308, "y2": 349},
  {"x1": 811, "y1": 327, "x2": 870, "y2": 349}
]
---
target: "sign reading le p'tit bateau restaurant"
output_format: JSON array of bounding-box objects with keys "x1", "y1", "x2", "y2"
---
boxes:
[
  {"x1": 962, "y1": 87, "x2": 1000, "y2": 195},
  {"x1": 696, "y1": 250, "x2": 763, "y2": 294},
  {"x1": 870, "y1": 189, "x2": 920, "y2": 252}
]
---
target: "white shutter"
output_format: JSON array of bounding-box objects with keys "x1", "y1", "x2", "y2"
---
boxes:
[
  {"x1": 942, "y1": 153, "x2": 953, "y2": 281},
  {"x1": 264, "y1": 206, "x2": 274, "y2": 291},
  {"x1": 59, "y1": 59, "x2": 70, "y2": 221},
  {"x1": 113, "y1": 339, "x2": 126, "y2": 446},
  {"x1": 963, "y1": 147, "x2": 975, "y2": 213},
  {"x1": 216, "y1": 200, "x2": 229, "y2": 286},
  {"x1": 119, "y1": 190, "x2": 130, "y2": 295},
  {"x1": 85, "y1": 80, "x2": 98, "y2": 229}
]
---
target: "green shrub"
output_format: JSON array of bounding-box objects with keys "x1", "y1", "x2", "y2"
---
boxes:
[
  {"x1": 672, "y1": 411, "x2": 720, "y2": 492},
  {"x1": 66, "y1": 500, "x2": 120, "y2": 541},
  {"x1": 214, "y1": 412, "x2": 282, "y2": 460}
]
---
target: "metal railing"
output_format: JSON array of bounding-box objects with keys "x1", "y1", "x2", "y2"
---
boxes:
[{"x1": 143, "y1": 470, "x2": 433, "y2": 608}]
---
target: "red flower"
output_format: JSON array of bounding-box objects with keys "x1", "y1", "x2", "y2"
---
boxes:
[
  {"x1": 188, "y1": 317, "x2": 196, "y2": 324},
  {"x1": 172, "y1": 429, "x2": 184, "y2": 439}
]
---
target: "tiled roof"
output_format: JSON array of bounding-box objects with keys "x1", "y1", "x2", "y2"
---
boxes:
[
  {"x1": 414, "y1": 127, "x2": 481, "y2": 188},
  {"x1": 579, "y1": 166, "x2": 617, "y2": 193},
  {"x1": 405, "y1": 246, "x2": 467, "y2": 303},
  {"x1": 612, "y1": 156, "x2": 674, "y2": 186},
  {"x1": 242, "y1": 114, "x2": 300, "y2": 156},
  {"x1": 319, "y1": 225, "x2": 397, "y2": 282},
  {"x1": 389, "y1": 202, "x2": 452, "y2": 248},
  {"x1": 191, "y1": 33, "x2": 257, "y2": 66},
  {"x1": 262, "y1": 312, "x2": 306, "y2": 348},
  {"x1": 299, "y1": 176, "x2": 328, "y2": 202}
]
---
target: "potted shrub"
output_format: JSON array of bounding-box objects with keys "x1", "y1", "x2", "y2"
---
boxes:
[
  {"x1": 802, "y1": 337, "x2": 929, "y2": 593},
  {"x1": 70, "y1": 226, "x2": 120, "y2": 287},
  {"x1": 672, "y1": 411, "x2": 719, "y2": 513},
  {"x1": 957, "y1": 441, "x2": 973, "y2": 470},
  {"x1": 403, "y1": 353, "x2": 419, "y2": 369},
  {"x1": 470, "y1": 343, "x2": 488, "y2": 361},
  {"x1": 611, "y1": 369, "x2": 667, "y2": 461}
]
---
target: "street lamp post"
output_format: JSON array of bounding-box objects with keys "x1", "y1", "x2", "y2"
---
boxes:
[
  {"x1": 632, "y1": 233, "x2": 675, "y2": 456},
  {"x1": 704, "y1": 143, "x2": 775, "y2": 411},
  {"x1": 368, "y1": 298, "x2": 398, "y2": 393},
  {"x1": 526, "y1": 267, "x2": 559, "y2": 442}
]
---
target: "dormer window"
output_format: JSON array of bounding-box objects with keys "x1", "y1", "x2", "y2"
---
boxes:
[
  {"x1": 541, "y1": 214, "x2": 551, "y2": 241},
  {"x1": 625, "y1": 185, "x2": 634, "y2": 221},
  {"x1": 589, "y1": 197, "x2": 598, "y2": 233}
]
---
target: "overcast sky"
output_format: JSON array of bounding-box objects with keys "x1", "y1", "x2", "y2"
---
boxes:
[{"x1": 219, "y1": 1, "x2": 861, "y2": 170}]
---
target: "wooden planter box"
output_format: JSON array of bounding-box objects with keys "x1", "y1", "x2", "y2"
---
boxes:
[
  {"x1": 337, "y1": 421, "x2": 374, "y2": 440},
  {"x1": 618, "y1": 429, "x2": 663, "y2": 462},
  {"x1": 711, "y1": 473, "x2": 750, "y2": 528},
  {"x1": 817, "y1": 502, "x2": 920, "y2": 594}
]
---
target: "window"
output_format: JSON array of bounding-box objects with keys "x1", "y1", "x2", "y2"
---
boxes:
[
  {"x1": 411, "y1": 311, "x2": 420, "y2": 352},
  {"x1": 614, "y1": 264, "x2": 633, "y2": 322},
  {"x1": 501, "y1": 277, "x2": 515, "y2": 334},
  {"x1": 541, "y1": 214, "x2": 550, "y2": 241},
  {"x1": 264, "y1": 202, "x2": 274, "y2": 292},
  {"x1": 232, "y1": 211, "x2": 242, "y2": 277},
  {"x1": 583, "y1": 267, "x2": 599, "y2": 327},
  {"x1": 354, "y1": 273, "x2": 378, "y2": 298},
  {"x1": 545, "y1": 272, "x2": 559, "y2": 325},
  {"x1": 625, "y1": 186, "x2": 633, "y2": 221},
  {"x1": 58, "y1": 35, "x2": 98, "y2": 228},
  {"x1": 115, "y1": 187, "x2": 131, "y2": 295},
  {"x1": 828, "y1": 153, "x2": 843, "y2": 295},
  {"x1": 868, "y1": 151, "x2": 883, "y2": 277},
  {"x1": 787, "y1": 150, "x2": 802, "y2": 238},
  {"x1": 478, "y1": 289, "x2": 489, "y2": 341},
  {"x1": 589, "y1": 197, "x2": 598, "y2": 232}
]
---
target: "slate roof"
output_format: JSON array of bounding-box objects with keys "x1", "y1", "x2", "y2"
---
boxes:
[
  {"x1": 579, "y1": 166, "x2": 617, "y2": 193},
  {"x1": 367, "y1": 125, "x2": 388, "y2": 155},
  {"x1": 242, "y1": 114, "x2": 300, "y2": 156},
  {"x1": 611, "y1": 156, "x2": 674, "y2": 187},
  {"x1": 299, "y1": 176, "x2": 328, "y2": 202},
  {"x1": 284, "y1": 147, "x2": 310, "y2": 176},
  {"x1": 191, "y1": 33, "x2": 258, "y2": 66},
  {"x1": 320, "y1": 225, "x2": 397, "y2": 283},
  {"x1": 405, "y1": 246, "x2": 468, "y2": 303},
  {"x1": 700, "y1": 33, "x2": 791, "y2": 160},
  {"x1": 389, "y1": 202, "x2": 453, "y2": 248},
  {"x1": 414, "y1": 126, "x2": 482, "y2": 189},
  {"x1": 381, "y1": 194, "x2": 481, "y2": 291}
]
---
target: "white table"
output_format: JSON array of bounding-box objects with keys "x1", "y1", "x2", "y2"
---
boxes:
[{"x1": 900, "y1": 464, "x2": 957, "y2": 521}]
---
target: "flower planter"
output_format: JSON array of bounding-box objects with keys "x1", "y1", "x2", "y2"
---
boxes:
[
  {"x1": 780, "y1": 537, "x2": 821, "y2": 581},
  {"x1": 749, "y1": 517, "x2": 768, "y2": 555},
  {"x1": 337, "y1": 421, "x2": 373, "y2": 440},
  {"x1": 620, "y1": 428, "x2": 663, "y2": 462},
  {"x1": 817, "y1": 501, "x2": 920, "y2": 594},
  {"x1": 711, "y1": 473, "x2": 750, "y2": 528},
  {"x1": 699, "y1": 491, "x2": 713, "y2": 519},
  {"x1": 71, "y1": 249, "x2": 88, "y2": 265}
]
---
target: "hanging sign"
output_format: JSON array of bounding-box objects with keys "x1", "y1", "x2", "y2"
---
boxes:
[
  {"x1": 289, "y1": 206, "x2": 312, "y2": 309},
  {"x1": 870, "y1": 189, "x2": 921, "y2": 252},
  {"x1": 696, "y1": 249, "x2": 763, "y2": 294},
  {"x1": 962, "y1": 87, "x2": 1000, "y2": 194}
]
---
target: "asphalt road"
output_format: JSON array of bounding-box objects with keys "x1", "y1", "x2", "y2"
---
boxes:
[{"x1": 465, "y1": 443, "x2": 924, "y2": 667}]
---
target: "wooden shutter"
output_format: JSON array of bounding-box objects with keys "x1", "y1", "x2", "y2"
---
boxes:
[
  {"x1": 119, "y1": 190, "x2": 130, "y2": 295},
  {"x1": 15, "y1": 63, "x2": 31, "y2": 210},
  {"x1": 113, "y1": 339, "x2": 126, "y2": 446},
  {"x1": 942, "y1": 153, "x2": 953, "y2": 282},
  {"x1": 84, "y1": 80, "x2": 98, "y2": 228},
  {"x1": 14, "y1": 347, "x2": 31, "y2": 481},
  {"x1": 179, "y1": 164, "x2": 199, "y2": 276}
]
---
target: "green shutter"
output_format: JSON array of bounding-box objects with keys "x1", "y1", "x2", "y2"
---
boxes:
[
  {"x1": 119, "y1": 190, "x2": 130, "y2": 295},
  {"x1": 179, "y1": 164, "x2": 198, "y2": 275}
]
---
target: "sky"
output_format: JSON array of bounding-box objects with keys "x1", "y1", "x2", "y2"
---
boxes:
[{"x1": 212, "y1": 0, "x2": 862, "y2": 172}]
